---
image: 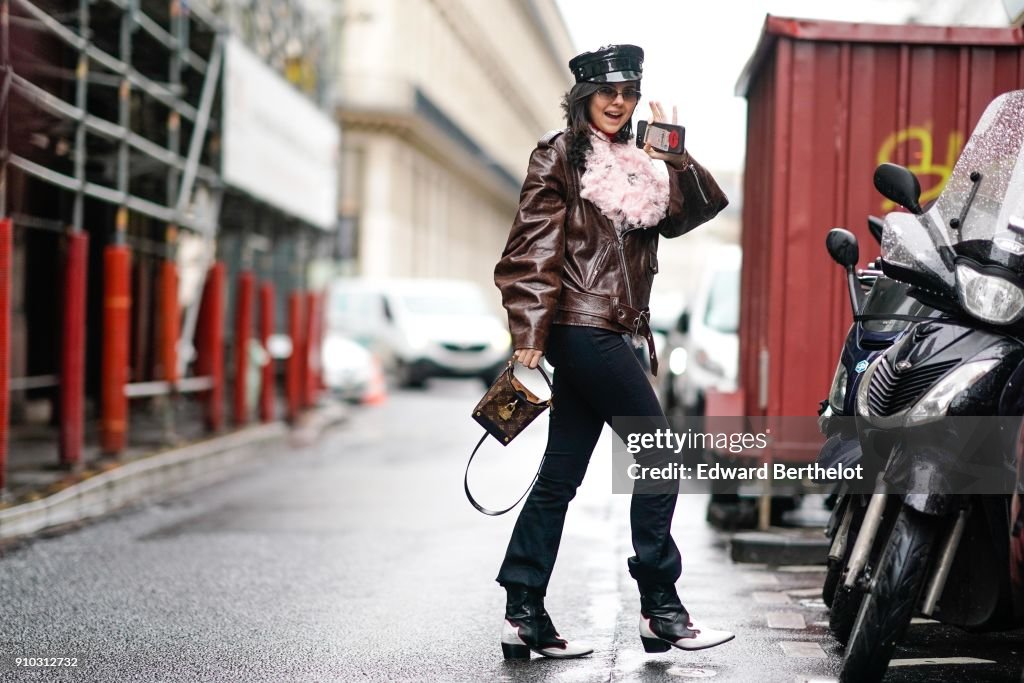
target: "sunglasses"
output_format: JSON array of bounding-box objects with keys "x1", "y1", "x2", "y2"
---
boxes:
[{"x1": 594, "y1": 85, "x2": 642, "y2": 103}]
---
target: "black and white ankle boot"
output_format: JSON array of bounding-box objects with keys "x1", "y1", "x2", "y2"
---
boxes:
[
  {"x1": 638, "y1": 583, "x2": 734, "y2": 652},
  {"x1": 500, "y1": 585, "x2": 594, "y2": 660}
]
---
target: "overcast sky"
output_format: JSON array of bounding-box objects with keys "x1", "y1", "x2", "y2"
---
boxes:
[{"x1": 554, "y1": 0, "x2": 1010, "y2": 172}]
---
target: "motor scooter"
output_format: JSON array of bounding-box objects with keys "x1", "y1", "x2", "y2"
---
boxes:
[
  {"x1": 817, "y1": 222, "x2": 939, "y2": 642},
  {"x1": 837, "y1": 90, "x2": 1024, "y2": 682}
]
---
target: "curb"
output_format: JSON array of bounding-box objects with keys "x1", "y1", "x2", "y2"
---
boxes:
[
  {"x1": 0, "y1": 404, "x2": 353, "y2": 544},
  {"x1": 730, "y1": 530, "x2": 830, "y2": 565}
]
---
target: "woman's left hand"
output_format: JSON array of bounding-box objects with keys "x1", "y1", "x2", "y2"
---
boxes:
[{"x1": 643, "y1": 101, "x2": 689, "y2": 169}]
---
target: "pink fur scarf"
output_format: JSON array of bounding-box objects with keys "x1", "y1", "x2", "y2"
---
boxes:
[{"x1": 579, "y1": 129, "x2": 670, "y2": 231}]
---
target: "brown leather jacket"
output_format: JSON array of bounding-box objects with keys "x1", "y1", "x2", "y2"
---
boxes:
[{"x1": 494, "y1": 129, "x2": 729, "y2": 357}]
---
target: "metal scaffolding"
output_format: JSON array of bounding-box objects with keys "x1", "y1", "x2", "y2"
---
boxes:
[
  {"x1": 0, "y1": 0, "x2": 338, "y2": 487},
  {"x1": 0, "y1": 0, "x2": 228, "y2": 469},
  {"x1": 5, "y1": 0, "x2": 225, "y2": 234},
  {"x1": 1, "y1": 0, "x2": 10, "y2": 218}
]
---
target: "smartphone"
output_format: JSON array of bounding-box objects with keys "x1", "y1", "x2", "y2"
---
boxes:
[{"x1": 636, "y1": 120, "x2": 686, "y2": 155}]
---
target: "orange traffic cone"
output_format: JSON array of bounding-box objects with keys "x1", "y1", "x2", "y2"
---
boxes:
[{"x1": 363, "y1": 355, "x2": 388, "y2": 406}]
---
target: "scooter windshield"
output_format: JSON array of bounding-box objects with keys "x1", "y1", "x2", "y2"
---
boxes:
[
  {"x1": 939, "y1": 90, "x2": 1024, "y2": 268},
  {"x1": 881, "y1": 90, "x2": 1024, "y2": 287},
  {"x1": 880, "y1": 209, "x2": 956, "y2": 295}
]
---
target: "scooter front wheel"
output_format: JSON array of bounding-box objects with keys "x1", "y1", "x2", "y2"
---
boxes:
[{"x1": 839, "y1": 506, "x2": 938, "y2": 682}]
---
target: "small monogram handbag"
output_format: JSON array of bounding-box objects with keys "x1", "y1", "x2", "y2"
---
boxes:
[{"x1": 464, "y1": 359, "x2": 553, "y2": 516}]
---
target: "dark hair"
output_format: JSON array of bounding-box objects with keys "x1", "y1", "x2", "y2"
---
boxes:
[{"x1": 560, "y1": 82, "x2": 634, "y2": 171}]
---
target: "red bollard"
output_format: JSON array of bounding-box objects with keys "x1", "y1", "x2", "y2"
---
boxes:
[
  {"x1": 316, "y1": 290, "x2": 327, "y2": 392},
  {"x1": 312, "y1": 291, "x2": 325, "y2": 404},
  {"x1": 158, "y1": 259, "x2": 179, "y2": 384},
  {"x1": 296, "y1": 292, "x2": 310, "y2": 410},
  {"x1": 303, "y1": 291, "x2": 319, "y2": 408},
  {"x1": 233, "y1": 271, "x2": 254, "y2": 425},
  {"x1": 196, "y1": 262, "x2": 225, "y2": 432},
  {"x1": 0, "y1": 219, "x2": 10, "y2": 490},
  {"x1": 286, "y1": 292, "x2": 305, "y2": 423},
  {"x1": 259, "y1": 282, "x2": 275, "y2": 422},
  {"x1": 100, "y1": 244, "x2": 132, "y2": 455},
  {"x1": 59, "y1": 231, "x2": 89, "y2": 467}
]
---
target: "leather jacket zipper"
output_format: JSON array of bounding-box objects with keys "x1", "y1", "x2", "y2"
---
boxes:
[
  {"x1": 688, "y1": 164, "x2": 709, "y2": 204},
  {"x1": 617, "y1": 226, "x2": 644, "y2": 309}
]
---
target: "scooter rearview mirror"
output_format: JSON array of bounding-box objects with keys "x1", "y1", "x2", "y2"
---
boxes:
[
  {"x1": 826, "y1": 228, "x2": 864, "y2": 316},
  {"x1": 826, "y1": 228, "x2": 860, "y2": 268},
  {"x1": 874, "y1": 163, "x2": 924, "y2": 215}
]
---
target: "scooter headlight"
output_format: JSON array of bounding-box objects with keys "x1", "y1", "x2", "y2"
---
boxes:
[
  {"x1": 956, "y1": 263, "x2": 1024, "y2": 325},
  {"x1": 828, "y1": 360, "x2": 848, "y2": 414},
  {"x1": 905, "y1": 359, "x2": 999, "y2": 426}
]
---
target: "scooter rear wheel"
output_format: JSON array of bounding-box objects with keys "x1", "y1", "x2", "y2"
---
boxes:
[{"x1": 828, "y1": 582, "x2": 862, "y2": 645}]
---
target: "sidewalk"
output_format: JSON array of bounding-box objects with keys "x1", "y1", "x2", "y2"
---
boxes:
[
  {"x1": 0, "y1": 400, "x2": 349, "y2": 544},
  {"x1": 4, "y1": 398, "x2": 211, "y2": 504}
]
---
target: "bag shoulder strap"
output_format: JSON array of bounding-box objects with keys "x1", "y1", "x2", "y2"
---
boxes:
[{"x1": 464, "y1": 432, "x2": 545, "y2": 516}]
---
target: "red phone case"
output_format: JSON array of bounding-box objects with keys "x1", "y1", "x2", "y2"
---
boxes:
[{"x1": 636, "y1": 121, "x2": 686, "y2": 155}]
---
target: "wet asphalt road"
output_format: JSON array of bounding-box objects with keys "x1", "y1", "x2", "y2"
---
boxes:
[{"x1": 0, "y1": 379, "x2": 1022, "y2": 682}]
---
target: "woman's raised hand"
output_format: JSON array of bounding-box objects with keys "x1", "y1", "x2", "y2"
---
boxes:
[
  {"x1": 513, "y1": 348, "x2": 544, "y2": 370},
  {"x1": 643, "y1": 101, "x2": 688, "y2": 169}
]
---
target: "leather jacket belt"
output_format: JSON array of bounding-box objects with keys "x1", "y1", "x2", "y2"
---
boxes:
[{"x1": 557, "y1": 290, "x2": 659, "y2": 376}]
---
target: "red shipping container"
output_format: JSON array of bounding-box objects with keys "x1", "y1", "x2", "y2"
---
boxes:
[{"x1": 735, "y1": 16, "x2": 1024, "y2": 438}]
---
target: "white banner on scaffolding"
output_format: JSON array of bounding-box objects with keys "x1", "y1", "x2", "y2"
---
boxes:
[{"x1": 222, "y1": 36, "x2": 339, "y2": 230}]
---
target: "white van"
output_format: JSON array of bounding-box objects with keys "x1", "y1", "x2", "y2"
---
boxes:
[
  {"x1": 667, "y1": 246, "x2": 741, "y2": 416},
  {"x1": 326, "y1": 278, "x2": 511, "y2": 388}
]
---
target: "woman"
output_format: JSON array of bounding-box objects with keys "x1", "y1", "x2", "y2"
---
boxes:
[{"x1": 493, "y1": 44, "x2": 735, "y2": 660}]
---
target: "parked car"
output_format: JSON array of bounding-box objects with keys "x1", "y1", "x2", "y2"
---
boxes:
[
  {"x1": 321, "y1": 332, "x2": 375, "y2": 402},
  {"x1": 648, "y1": 290, "x2": 687, "y2": 406},
  {"x1": 326, "y1": 278, "x2": 511, "y2": 388},
  {"x1": 665, "y1": 246, "x2": 741, "y2": 418}
]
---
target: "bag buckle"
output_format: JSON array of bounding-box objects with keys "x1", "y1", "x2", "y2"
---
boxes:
[{"x1": 498, "y1": 400, "x2": 519, "y2": 421}]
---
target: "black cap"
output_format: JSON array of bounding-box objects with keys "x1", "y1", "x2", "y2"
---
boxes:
[{"x1": 569, "y1": 44, "x2": 644, "y2": 84}]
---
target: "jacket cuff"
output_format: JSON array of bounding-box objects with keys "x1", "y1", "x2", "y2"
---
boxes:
[{"x1": 511, "y1": 329, "x2": 547, "y2": 354}]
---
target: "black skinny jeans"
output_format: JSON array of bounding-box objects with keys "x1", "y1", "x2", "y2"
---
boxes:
[{"x1": 496, "y1": 324, "x2": 682, "y2": 595}]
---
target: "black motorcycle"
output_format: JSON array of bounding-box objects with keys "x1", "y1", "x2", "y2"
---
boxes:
[
  {"x1": 837, "y1": 89, "x2": 1024, "y2": 682},
  {"x1": 817, "y1": 222, "x2": 938, "y2": 642}
]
